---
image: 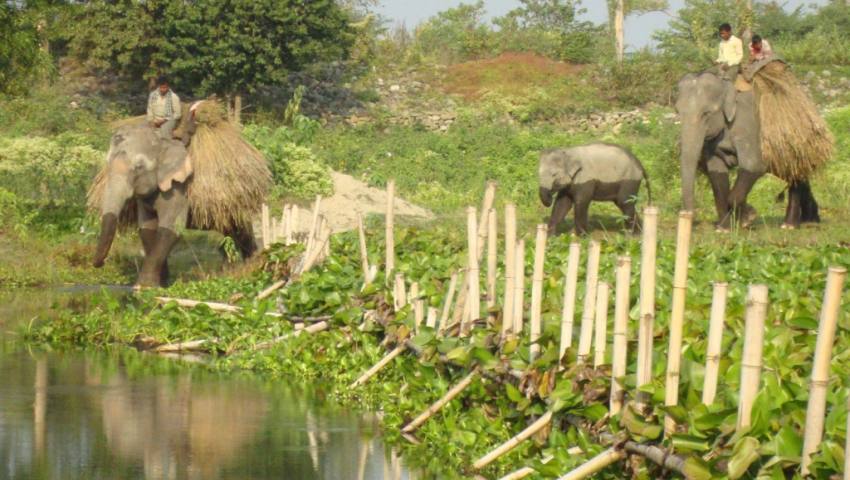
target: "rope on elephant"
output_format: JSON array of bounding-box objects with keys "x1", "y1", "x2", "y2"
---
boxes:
[{"x1": 752, "y1": 60, "x2": 834, "y2": 182}]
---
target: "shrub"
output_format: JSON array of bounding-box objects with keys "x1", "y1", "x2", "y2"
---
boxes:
[{"x1": 242, "y1": 124, "x2": 334, "y2": 200}]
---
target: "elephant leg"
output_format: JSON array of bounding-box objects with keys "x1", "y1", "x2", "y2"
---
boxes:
[
  {"x1": 138, "y1": 228, "x2": 180, "y2": 288},
  {"x1": 572, "y1": 185, "x2": 594, "y2": 235},
  {"x1": 782, "y1": 182, "x2": 803, "y2": 229},
  {"x1": 705, "y1": 157, "x2": 731, "y2": 228},
  {"x1": 138, "y1": 199, "x2": 169, "y2": 285},
  {"x1": 547, "y1": 192, "x2": 573, "y2": 236},
  {"x1": 615, "y1": 185, "x2": 639, "y2": 233},
  {"x1": 137, "y1": 185, "x2": 188, "y2": 287},
  {"x1": 728, "y1": 169, "x2": 763, "y2": 228},
  {"x1": 798, "y1": 180, "x2": 821, "y2": 223}
]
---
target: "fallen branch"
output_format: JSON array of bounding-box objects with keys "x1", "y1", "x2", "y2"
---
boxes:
[
  {"x1": 473, "y1": 410, "x2": 554, "y2": 470},
  {"x1": 154, "y1": 339, "x2": 209, "y2": 353},
  {"x1": 252, "y1": 321, "x2": 330, "y2": 351},
  {"x1": 557, "y1": 448, "x2": 625, "y2": 480},
  {"x1": 401, "y1": 368, "x2": 479, "y2": 433},
  {"x1": 154, "y1": 297, "x2": 329, "y2": 323},
  {"x1": 349, "y1": 344, "x2": 407, "y2": 389}
]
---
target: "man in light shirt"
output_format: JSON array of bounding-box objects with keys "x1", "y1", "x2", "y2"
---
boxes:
[
  {"x1": 715, "y1": 23, "x2": 743, "y2": 80},
  {"x1": 749, "y1": 35, "x2": 774, "y2": 63},
  {"x1": 147, "y1": 76, "x2": 181, "y2": 140}
]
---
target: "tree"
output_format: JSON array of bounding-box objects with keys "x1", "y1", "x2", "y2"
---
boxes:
[
  {"x1": 654, "y1": 0, "x2": 742, "y2": 62},
  {"x1": 413, "y1": 1, "x2": 493, "y2": 62},
  {"x1": 0, "y1": 4, "x2": 52, "y2": 95},
  {"x1": 606, "y1": 0, "x2": 668, "y2": 63}
]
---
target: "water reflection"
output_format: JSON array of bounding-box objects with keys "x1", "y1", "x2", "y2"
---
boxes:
[{"x1": 0, "y1": 287, "x2": 417, "y2": 480}]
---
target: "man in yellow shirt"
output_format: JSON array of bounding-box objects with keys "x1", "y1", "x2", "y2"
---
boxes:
[
  {"x1": 715, "y1": 23, "x2": 743, "y2": 80},
  {"x1": 146, "y1": 76, "x2": 182, "y2": 140}
]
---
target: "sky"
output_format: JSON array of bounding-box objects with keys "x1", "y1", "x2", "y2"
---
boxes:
[{"x1": 376, "y1": 0, "x2": 828, "y2": 51}]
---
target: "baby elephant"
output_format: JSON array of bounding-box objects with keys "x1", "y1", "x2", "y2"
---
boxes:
[{"x1": 538, "y1": 142, "x2": 651, "y2": 235}]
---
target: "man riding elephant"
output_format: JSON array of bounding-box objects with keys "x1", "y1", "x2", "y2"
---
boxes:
[{"x1": 147, "y1": 76, "x2": 181, "y2": 140}]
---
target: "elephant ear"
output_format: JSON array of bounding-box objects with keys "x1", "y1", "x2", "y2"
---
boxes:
[
  {"x1": 157, "y1": 141, "x2": 193, "y2": 192},
  {"x1": 565, "y1": 162, "x2": 583, "y2": 181}
]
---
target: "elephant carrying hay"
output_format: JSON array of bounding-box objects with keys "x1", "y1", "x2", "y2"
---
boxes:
[
  {"x1": 88, "y1": 99, "x2": 271, "y2": 287},
  {"x1": 676, "y1": 58, "x2": 833, "y2": 230}
]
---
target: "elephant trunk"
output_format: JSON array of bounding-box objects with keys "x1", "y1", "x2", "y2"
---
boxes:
[
  {"x1": 93, "y1": 213, "x2": 118, "y2": 268},
  {"x1": 679, "y1": 120, "x2": 706, "y2": 212},
  {"x1": 539, "y1": 187, "x2": 554, "y2": 207}
]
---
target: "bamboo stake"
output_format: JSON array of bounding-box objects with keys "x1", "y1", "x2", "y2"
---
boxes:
[
  {"x1": 282, "y1": 204, "x2": 291, "y2": 244},
  {"x1": 472, "y1": 410, "x2": 553, "y2": 470},
  {"x1": 357, "y1": 214, "x2": 370, "y2": 283},
  {"x1": 801, "y1": 266, "x2": 847, "y2": 476},
  {"x1": 593, "y1": 282, "x2": 611, "y2": 368},
  {"x1": 502, "y1": 203, "x2": 517, "y2": 340},
  {"x1": 513, "y1": 239, "x2": 526, "y2": 336},
  {"x1": 702, "y1": 282, "x2": 728, "y2": 406},
  {"x1": 610, "y1": 257, "x2": 631, "y2": 415},
  {"x1": 261, "y1": 203, "x2": 270, "y2": 250},
  {"x1": 498, "y1": 453, "x2": 577, "y2": 480},
  {"x1": 426, "y1": 307, "x2": 438, "y2": 329},
  {"x1": 636, "y1": 206, "x2": 659, "y2": 408},
  {"x1": 257, "y1": 280, "x2": 285, "y2": 300},
  {"x1": 350, "y1": 344, "x2": 406, "y2": 389},
  {"x1": 439, "y1": 272, "x2": 459, "y2": 335},
  {"x1": 557, "y1": 448, "x2": 625, "y2": 480},
  {"x1": 410, "y1": 282, "x2": 423, "y2": 331},
  {"x1": 737, "y1": 284, "x2": 769, "y2": 431},
  {"x1": 394, "y1": 273, "x2": 407, "y2": 312},
  {"x1": 577, "y1": 241, "x2": 601, "y2": 364},
  {"x1": 289, "y1": 205, "x2": 299, "y2": 244},
  {"x1": 305, "y1": 195, "x2": 322, "y2": 255},
  {"x1": 844, "y1": 394, "x2": 850, "y2": 480},
  {"x1": 271, "y1": 217, "x2": 278, "y2": 244},
  {"x1": 386, "y1": 180, "x2": 395, "y2": 278},
  {"x1": 487, "y1": 208, "x2": 498, "y2": 320},
  {"x1": 559, "y1": 242, "x2": 581, "y2": 361},
  {"x1": 464, "y1": 207, "x2": 480, "y2": 335},
  {"x1": 401, "y1": 368, "x2": 479, "y2": 433},
  {"x1": 299, "y1": 222, "x2": 330, "y2": 274},
  {"x1": 664, "y1": 210, "x2": 693, "y2": 435},
  {"x1": 530, "y1": 225, "x2": 548, "y2": 362}
]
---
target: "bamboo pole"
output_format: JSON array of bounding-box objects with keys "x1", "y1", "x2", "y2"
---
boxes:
[
  {"x1": 439, "y1": 272, "x2": 459, "y2": 335},
  {"x1": 451, "y1": 182, "x2": 496, "y2": 327},
  {"x1": 844, "y1": 394, "x2": 850, "y2": 480},
  {"x1": 401, "y1": 368, "x2": 479, "y2": 433},
  {"x1": 593, "y1": 282, "x2": 611, "y2": 368},
  {"x1": 636, "y1": 206, "x2": 659, "y2": 407},
  {"x1": 737, "y1": 284, "x2": 769, "y2": 431},
  {"x1": 386, "y1": 180, "x2": 395, "y2": 278},
  {"x1": 497, "y1": 453, "x2": 578, "y2": 480},
  {"x1": 472, "y1": 410, "x2": 553, "y2": 470},
  {"x1": 282, "y1": 204, "x2": 291, "y2": 244},
  {"x1": 271, "y1": 217, "x2": 278, "y2": 244},
  {"x1": 503, "y1": 204, "x2": 517, "y2": 340},
  {"x1": 801, "y1": 266, "x2": 847, "y2": 476},
  {"x1": 299, "y1": 222, "x2": 330, "y2": 274},
  {"x1": 702, "y1": 282, "x2": 728, "y2": 406},
  {"x1": 610, "y1": 256, "x2": 631, "y2": 415},
  {"x1": 557, "y1": 448, "x2": 625, "y2": 480},
  {"x1": 394, "y1": 273, "x2": 407, "y2": 312},
  {"x1": 357, "y1": 214, "x2": 370, "y2": 283},
  {"x1": 350, "y1": 344, "x2": 406, "y2": 389},
  {"x1": 487, "y1": 208, "x2": 498, "y2": 320},
  {"x1": 664, "y1": 210, "x2": 693, "y2": 435},
  {"x1": 513, "y1": 239, "x2": 526, "y2": 336},
  {"x1": 464, "y1": 207, "x2": 480, "y2": 335},
  {"x1": 530, "y1": 225, "x2": 548, "y2": 362},
  {"x1": 288, "y1": 205, "x2": 299, "y2": 244},
  {"x1": 577, "y1": 241, "x2": 601, "y2": 364},
  {"x1": 410, "y1": 282, "x2": 423, "y2": 331},
  {"x1": 305, "y1": 195, "x2": 322, "y2": 255},
  {"x1": 252, "y1": 321, "x2": 329, "y2": 350},
  {"x1": 559, "y1": 242, "x2": 581, "y2": 361},
  {"x1": 426, "y1": 307, "x2": 438, "y2": 329},
  {"x1": 154, "y1": 339, "x2": 209, "y2": 353},
  {"x1": 261, "y1": 203, "x2": 270, "y2": 250}
]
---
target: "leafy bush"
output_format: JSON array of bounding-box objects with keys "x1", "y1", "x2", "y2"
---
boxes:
[
  {"x1": 242, "y1": 124, "x2": 333, "y2": 200},
  {"x1": 593, "y1": 51, "x2": 691, "y2": 107}
]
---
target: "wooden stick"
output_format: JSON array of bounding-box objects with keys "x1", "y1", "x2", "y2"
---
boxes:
[
  {"x1": 426, "y1": 307, "x2": 438, "y2": 329},
  {"x1": 610, "y1": 256, "x2": 631, "y2": 415},
  {"x1": 593, "y1": 282, "x2": 611, "y2": 368},
  {"x1": 439, "y1": 272, "x2": 459, "y2": 335},
  {"x1": 299, "y1": 221, "x2": 330, "y2": 274},
  {"x1": 487, "y1": 208, "x2": 498, "y2": 320},
  {"x1": 410, "y1": 282, "x2": 423, "y2": 331},
  {"x1": 282, "y1": 204, "x2": 291, "y2": 244},
  {"x1": 271, "y1": 217, "x2": 278, "y2": 244},
  {"x1": 385, "y1": 180, "x2": 395, "y2": 278},
  {"x1": 257, "y1": 280, "x2": 286, "y2": 300},
  {"x1": 497, "y1": 453, "x2": 577, "y2": 480},
  {"x1": 557, "y1": 448, "x2": 625, "y2": 480},
  {"x1": 154, "y1": 339, "x2": 208, "y2": 353},
  {"x1": 559, "y1": 242, "x2": 581, "y2": 361},
  {"x1": 801, "y1": 266, "x2": 847, "y2": 475},
  {"x1": 472, "y1": 410, "x2": 553, "y2": 470},
  {"x1": 401, "y1": 368, "x2": 479, "y2": 433},
  {"x1": 529, "y1": 225, "x2": 548, "y2": 362},
  {"x1": 464, "y1": 207, "x2": 480, "y2": 335},
  {"x1": 288, "y1": 205, "x2": 299, "y2": 244},
  {"x1": 305, "y1": 195, "x2": 322, "y2": 255},
  {"x1": 702, "y1": 282, "x2": 728, "y2": 406},
  {"x1": 513, "y1": 239, "x2": 526, "y2": 336},
  {"x1": 261, "y1": 203, "x2": 270, "y2": 250},
  {"x1": 636, "y1": 206, "x2": 659, "y2": 407},
  {"x1": 349, "y1": 344, "x2": 406, "y2": 389},
  {"x1": 664, "y1": 210, "x2": 693, "y2": 435},
  {"x1": 502, "y1": 204, "x2": 517, "y2": 340},
  {"x1": 156, "y1": 296, "x2": 241, "y2": 314},
  {"x1": 394, "y1": 273, "x2": 407, "y2": 312},
  {"x1": 357, "y1": 213, "x2": 370, "y2": 283},
  {"x1": 577, "y1": 241, "x2": 601, "y2": 364},
  {"x1": 737, "y1": 284, "x2": 769, "y2": 431},
  {"x1": 252, "y1": 321, "x2": 329, "y2": 350}
]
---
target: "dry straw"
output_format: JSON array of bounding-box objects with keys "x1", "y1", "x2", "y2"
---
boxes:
[
  {"x1": 559, "y1": 242, "x2": 581, "y2": 361},
  {"x1": 753, "y1": 61, "x2": 833, "y2": 182},
  {"x1": 702, "y1": 282, "x2": 728, "y2": 405},
  {"x1": 801, "y1": 267, "x2": 847, "y2": 475}
]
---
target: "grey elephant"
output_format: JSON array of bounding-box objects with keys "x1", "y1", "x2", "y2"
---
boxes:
[
  {"x1": 92, "y1": 124, "x2": 256, "y2": 287},
  {"x1": 538, "y1": 143, "x2": 651, "y2": 235},
  {"x1": 676, "y1": 71, "x2": 819, "y2": 230}
]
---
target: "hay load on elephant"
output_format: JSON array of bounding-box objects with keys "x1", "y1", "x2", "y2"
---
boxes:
[
  {"x1": 751, "y1": 60, "x2": 834, "y2": 182},
  {"x1": 87, "y1": 98, "x2": 272, "y2": 232}
]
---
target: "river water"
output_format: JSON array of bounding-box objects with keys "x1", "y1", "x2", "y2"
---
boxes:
[{"x1": 0, "y1": 288, "x2": 415, "y2": 480}]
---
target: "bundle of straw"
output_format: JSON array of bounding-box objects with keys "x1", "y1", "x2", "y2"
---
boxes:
[
  {"x1": 88, "y1": 99, "x2": 271, "y2": 232},
  {"x1": 752, "y1": 60, "x2": 834, "y2": 182}
]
